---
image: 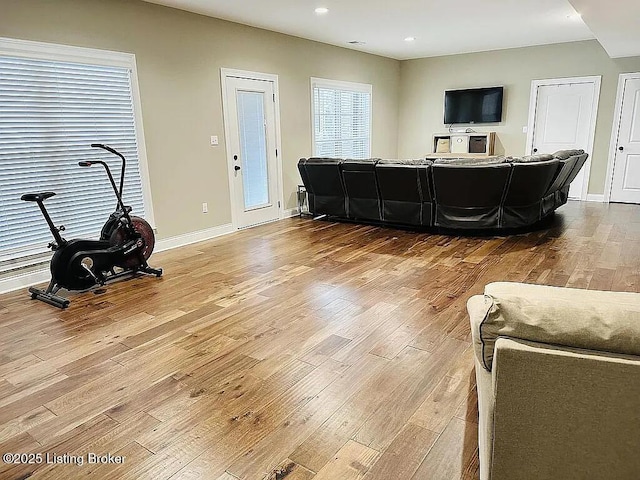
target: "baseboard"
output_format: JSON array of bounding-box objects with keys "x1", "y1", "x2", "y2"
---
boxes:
[
  {"x1": 155, "y1": 223, "x2": 235, "y2": 252},
  {"x1": 282, "y1": 208, "x2": 300, "y2": 218},
  {"x1": 0, "y1": 268, "x2": 50, "y2": 295},
  {"x1": 0, "y1": 223, "x2": 235, "y2": 295},
  {"x1": 586, "y1": 194, "x2": 605, "y2": 203}
]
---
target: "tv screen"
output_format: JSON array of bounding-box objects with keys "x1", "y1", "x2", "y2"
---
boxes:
[{"x1": 444, "y1": 86, "x2": 503, "y2": 124}]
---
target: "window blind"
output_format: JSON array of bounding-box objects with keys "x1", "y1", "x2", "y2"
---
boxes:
[
  {"x1": 312, "y1": 80, "x2": 371, "y2": 159},
  {"x1": 0, "y1": 55, "x2": 146, "y2": 263}
]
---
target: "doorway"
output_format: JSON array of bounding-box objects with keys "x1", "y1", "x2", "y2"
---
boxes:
[
  {"x1": 606, "y1": 73, "x2": 640, "y2": 204},
  {"x1": 221, "y1": 69, "x2": 282, "y2": 229},
  {"x1": 526, "y1": 76, "x2": 601, "y2": 200}
]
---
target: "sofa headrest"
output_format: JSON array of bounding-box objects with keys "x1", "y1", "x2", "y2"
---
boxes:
[
  {"x1": 342, "y1": 158, "x2": 381, "y2": 172},
  {"x1": 377, "y1": 158, "x2": 432, "y2": 166},
  {"x1": 305, "y1": 157, "x2": 344, "y2": 165},
  {"x1": 511, "y1": 154, "x2": 554, "y2": 163},
  {"x1": 433, "y1": 156, "x2": 510, "y2": 166},
  {"x1": 552, "y1": 149, "x2": 585, "y2": 160},
  {"x1": 472, "y1": 282, "x2": 640, "y2": 371}
]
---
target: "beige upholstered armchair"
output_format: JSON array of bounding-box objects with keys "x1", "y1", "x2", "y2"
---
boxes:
[{"x1": 467, "y1": 282, "x2": 640, "y2": 480}]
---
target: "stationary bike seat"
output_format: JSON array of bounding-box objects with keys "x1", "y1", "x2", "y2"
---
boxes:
[{"x1": 21, "y1": 192, "x2": 56, "y2": 202}]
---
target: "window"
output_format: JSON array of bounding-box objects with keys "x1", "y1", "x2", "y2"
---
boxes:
[
  {"x1": 0, "y1": 38, "x2": 153, "y2": 266},
  {"x1": 311, "y1": 77, "x2": 372, "y2": 159}
]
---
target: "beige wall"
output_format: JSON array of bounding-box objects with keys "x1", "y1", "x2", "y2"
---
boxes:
[
  {"x1": 398, "y1": 40, "x2": 640, "y2": 195},
  {"x1": 0, "y1": 0, "x2": 400, "y2": 239},
  {"x1": 3, "y1": 1, "x2": 640, "y2": 245}
]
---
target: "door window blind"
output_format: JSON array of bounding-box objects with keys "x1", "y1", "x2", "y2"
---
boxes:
[
  {"x1": 312, "y1": 79, "x2": 371, "y2": 159},
  {"x1": 0, "y1": 54, "x2": 146, "y2": 262}
]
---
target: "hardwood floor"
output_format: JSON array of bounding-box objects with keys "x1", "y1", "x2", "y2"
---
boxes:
[{"x1": 1, "y1": 200, "x2": 639, "y2": 479}]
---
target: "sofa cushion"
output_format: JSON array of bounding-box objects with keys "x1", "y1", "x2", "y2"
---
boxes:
[
  {"x1": 551, "y1": 149, "x2": 585, "y2": 160},
  {"x1": 510, "y1": 154, "x2": 554, "y2": 163},
  {"x1": 433, "y1": 156, "x2": 510, "y2": 166},
  {"x1": 473, "y1": 282, "x2": 640, "y2": 371}
]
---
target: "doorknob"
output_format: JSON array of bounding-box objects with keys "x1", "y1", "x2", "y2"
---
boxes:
[
  {"x1": 233, "y1": 155, "x2": 238, "y2": 160},
  {"x1": 234, "y1": 165, "x2": 241, "y2": 171},
  {"x1": 619, "y1": 146, "x2": 624, "y2": 152},
  {"x1": 533, "y1": 148, "x2": 538, "y2": 153}
]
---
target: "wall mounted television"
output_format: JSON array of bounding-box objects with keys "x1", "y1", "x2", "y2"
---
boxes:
[{"x1": 444, "y1": 86, "x2": 504, "y2": 124}]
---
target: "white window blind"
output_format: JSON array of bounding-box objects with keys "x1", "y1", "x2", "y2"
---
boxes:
[
  {"x1": 0, "y1": 53, "x2": 147, "y2": 263},
  {"x1": 312, "y1": 78, "x2": 372, "y2": 159}
]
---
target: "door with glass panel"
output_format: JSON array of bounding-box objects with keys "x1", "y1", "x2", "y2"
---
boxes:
[{"x1": 223, "y1": 75, "x2": 280, "y2": 229}]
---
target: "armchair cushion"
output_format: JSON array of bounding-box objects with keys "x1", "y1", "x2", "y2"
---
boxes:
[{"x1": 473, "y1": 282, "x2": 640, "y2": 371}]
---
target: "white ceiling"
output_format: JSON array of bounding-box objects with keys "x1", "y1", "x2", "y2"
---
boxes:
[
  {"x1": 143, "y1": 0, "x2": 601, "y2": 60},
  {"x1": 569, "y1": 0, "x2": 640, "y2": 58}
]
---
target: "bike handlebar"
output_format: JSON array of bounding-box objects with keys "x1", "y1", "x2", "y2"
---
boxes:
[{"x1": 91, "y1": 143, "x2": 121, "y2": 157}]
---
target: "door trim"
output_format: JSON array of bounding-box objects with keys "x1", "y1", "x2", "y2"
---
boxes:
[
  {"x1": 604, "y1": 72, "x2": 640, "y2": 203},
  {"x1": 220, "y1": 68, "x2": 284, "y2": 230},
  {"x1": 525, "y1": 75, "x2": 601, "y2": 201}
]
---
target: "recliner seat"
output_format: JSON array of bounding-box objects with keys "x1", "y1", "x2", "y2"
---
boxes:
[
  {"x1": 375, "y1": 159, "x2": 432, "y2": 226},
  {"x1": 502, "y1": 159, "x2": 561, "y2": 228},
  {"x1": 297, "y1": 157, "x2": 347, "y2": 217},
  {"x1": 341, "y1": 158, "x2": 382, "y2": 221},
  {"x1": 432, "y1": 161, "x2": 512, "y2": 229}
]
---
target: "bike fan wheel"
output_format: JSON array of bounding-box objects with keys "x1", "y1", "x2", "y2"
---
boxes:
[{"x1": 109, "y1": 216, "x2": 156, "y2": 268}]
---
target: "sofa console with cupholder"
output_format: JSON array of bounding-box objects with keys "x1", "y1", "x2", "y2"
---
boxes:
[{"x1": 297, "y1": 150, "x2": 587, "y2": 230}]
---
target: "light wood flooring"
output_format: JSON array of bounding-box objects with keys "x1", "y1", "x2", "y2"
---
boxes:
[{"x1": 1, "y1": 201, "x2": 640, "y2": 480}]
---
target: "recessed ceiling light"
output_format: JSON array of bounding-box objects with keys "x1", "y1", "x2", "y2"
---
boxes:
[
  {"x1": 404, "y1": 36, "x2": 416, "y2": 42},
  {"x1": 315, "y1": 7, "x2": 329, "y2": 14}
]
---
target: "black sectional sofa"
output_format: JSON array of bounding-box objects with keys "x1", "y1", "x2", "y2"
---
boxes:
[{"x1": 297, "y1": 150, "x2": 587, "y2": 230}]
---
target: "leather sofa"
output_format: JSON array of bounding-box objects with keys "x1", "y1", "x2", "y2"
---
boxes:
[
  {"x1": 468, "y1": 282, "x2": 640, "y2": 480},
  {"x1": 297, "y1": 150, "x2": 587, "y2": 230}
]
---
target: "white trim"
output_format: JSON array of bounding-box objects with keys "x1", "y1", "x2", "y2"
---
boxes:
[
  {"x1": 0, "y1": 36, "x2": 156, "y2": 229},
  {"x1": 586, "y1": 194, "x2": 605, "y2": 203},
  {"x1": 310, "y1": 77, "x2": 373, "y2": 158},
  {"x1": 0, "y1": 223, "x2": 234, "y2": 295},
  {"x1": 525, "y1": 75, "x2": 602, "y2": 201},
  {"x1": 129, "y1": 57, "x2": 156, "y2": 228},
  {"x1": 0, "y1": 269, "x2": 50, "y2": 296},
  {"x1": 310, "y1": 77, "x2": 373, "y2": 94},
  {"x1": 282, "y1": 208, "x2": 299, "y2": 218},
  {"x1": 604, "y1": 73, "x2": 640, "y2": 203},
  {"x1": 0, "y1": 36, "x2": 136, "y2": 68},
  {"x1": 220, "y1": 68, "x2": 284, "y2": 230},
  {"x1": 155, "y1": 223, "x2": 234, "y2": 252}
]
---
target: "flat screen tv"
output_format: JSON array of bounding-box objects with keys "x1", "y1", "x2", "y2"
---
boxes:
[{"x1": 444, "y1": 86, "x2": 503, "y2": 124}]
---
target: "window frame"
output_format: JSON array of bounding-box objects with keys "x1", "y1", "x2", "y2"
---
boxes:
[
  {"x1": 0, "y1": 37, "x2": 155, "y2": 266},
  {"x1": 310, "y1": 77, "x2": 372, "y2": 159}
]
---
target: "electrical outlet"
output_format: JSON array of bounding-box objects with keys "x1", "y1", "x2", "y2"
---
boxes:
[
  {"x1": 202, "y1": 202, "x2": 208, "y2": 213},
  {"x1": 210, "y1": 135, "x2": 219, "y2": 146}
]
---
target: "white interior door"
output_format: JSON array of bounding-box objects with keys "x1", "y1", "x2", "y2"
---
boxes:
[
  {"x1": 610, "y1": 77, "x2": 640, "y2": 204},
  {"x1": 527, "y1": 77, "x2": 600, "y2": 200},
  {"x1": 223, "y1": 74, "x2": 280, "y2": 229}
]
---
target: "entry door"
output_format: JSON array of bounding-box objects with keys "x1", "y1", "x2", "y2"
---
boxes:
[
  {"x1": 528, "y1": 77, "x2": 600, "y2": 199},
  {"x1": 223, "y1": 75, "x2": 280, "y2": 229},
  {"x1": 610, "y1": 77, "x2": 640, "y2": 203}
]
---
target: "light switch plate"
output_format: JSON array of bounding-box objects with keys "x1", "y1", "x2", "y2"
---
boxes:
[{"x1": 210, "y1": 135, "x2": 219, "y2": 146}]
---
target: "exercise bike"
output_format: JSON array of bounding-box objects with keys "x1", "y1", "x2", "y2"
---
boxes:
[{"x1": 21, "y1": 144, "x2": 162, "y2": 308}]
